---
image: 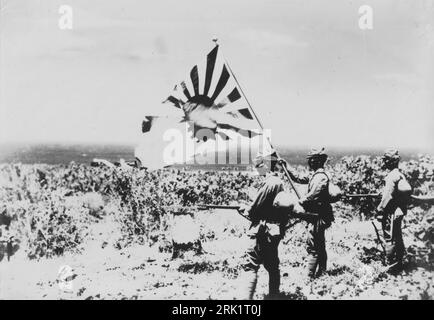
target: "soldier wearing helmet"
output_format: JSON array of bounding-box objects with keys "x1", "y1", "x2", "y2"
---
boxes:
[
  {"x1": 238, "y1": 152, "x2": 287, "y2": 299},
  {"x1": 376, "y1": 149, "x2": 411, "y2": 273},
  {"x1": 280, "y1": 147, "x2": 334, "y2": 279}
]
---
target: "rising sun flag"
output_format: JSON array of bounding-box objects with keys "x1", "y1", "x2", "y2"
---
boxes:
[{"x1": 135, "y1": 43, "x2": 274, "y2": 170}]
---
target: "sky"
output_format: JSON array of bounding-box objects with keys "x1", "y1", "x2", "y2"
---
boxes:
[{"x1": 0, "y1": 0, "x2": 433, "y2": 151}]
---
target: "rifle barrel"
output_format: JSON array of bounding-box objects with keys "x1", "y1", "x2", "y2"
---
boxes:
[
  {"x1": 344, "y1": 193, "x2": 381, "y2": 198},
  {"x1": 197, "y1": 205, "x2": 241, "y2": 210}
]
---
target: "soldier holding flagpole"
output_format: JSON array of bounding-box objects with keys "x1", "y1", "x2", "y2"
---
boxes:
[{"x1": 280, "y1": 148, "x2": 335, "y2": 279}]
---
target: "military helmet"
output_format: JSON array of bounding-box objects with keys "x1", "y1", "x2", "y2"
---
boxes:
[
  {"x1": 382, "y1": 148, "x2": 400, "y2": 166},
  {"x1": 253, "y1": 153, "x2": 264, "y2": 167},
  {"x1": 383, "y1": 148, "x2": 400, "y2": 160},
  {"x1": 253, "y1": 152, "x2": 279, "y2": 170},
  {"x1": 306, "y1": 147, "x2": 328, "y2": 161}
]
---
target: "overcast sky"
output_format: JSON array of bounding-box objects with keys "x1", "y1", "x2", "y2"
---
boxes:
[{"x1": 0, "y1": 0, "x2": 433, "y2": 151}]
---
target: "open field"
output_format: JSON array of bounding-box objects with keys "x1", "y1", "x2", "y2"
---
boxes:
[{"x1": 0, "y1": 154, "x2": 433, "y2": 300}]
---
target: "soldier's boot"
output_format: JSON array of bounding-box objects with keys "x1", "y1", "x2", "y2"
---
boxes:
[
  {"x1": 306, "y1": 221, "x2": 322, "y2": 279},
  {"x1": 268, "y1": 269, "x2": 281, "y2": 298},
  {"x1": 393, "y1": 242, "x2": 405, "y2": 274},
  {"x1": 241, "y1": 270, "x2": 258, "y2": 300},
  {"x1": 385, "y1": 242, "x2": 400, "y2": 274},
  {"x1": 307, "y1": 254, "x2": 319, "y2": 279},
  {"x1": 396, "y1": 252, "x2": 404, "y2": 271},
  {"x1": 395, "y1": 229, "x2": 405, "y2": 271},
  {"x1": 316, "y1": 250, "x2": 327, "y2": 277}
]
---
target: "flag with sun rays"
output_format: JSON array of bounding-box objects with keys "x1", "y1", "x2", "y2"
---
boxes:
[
  {"x1": 135, "y1": 44, "x2": 274, "y2": 170},
  {"x1": 163, "y1": 44, "x2": 262, "y2": 137}
]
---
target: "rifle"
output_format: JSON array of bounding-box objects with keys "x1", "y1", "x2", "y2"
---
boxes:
[
  {"x1": 197, "y1": 204, "x2": 242, "y2": 211},
  {"x1": 410, "y1": 194, "x2": 434, "y2": 206},
  {"x1": 196, "y1": 204, "x2": 319, "y2": 223},
  {"x1": 196, "y1": 204, "x2": 251, "y2": 221},
  {"x1": 161, "y1": 204, "x2": 240, "y2": 210},
  {"x1": 343, "y1": 193, "x2": 381, "y2": 198},
  {"x1": 343, "y1": 193, "x2": 434, "y2": 206},
  {"x1": 370, "y1": 219, "x2": 386, "y2": 258}
]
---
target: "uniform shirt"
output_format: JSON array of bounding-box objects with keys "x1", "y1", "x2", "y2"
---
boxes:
[
  {"x1": 247, "y1": 172, "x2": 284, "y2": 224},
  {"x1": 288, "y1": 168, "x2": 330, "y2": 207},
  {"x1": 377, "y1": 168, "x2": 408, "y2": 215}
]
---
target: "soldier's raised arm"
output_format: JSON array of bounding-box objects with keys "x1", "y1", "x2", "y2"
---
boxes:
[{"x1": 278, "y1": 159, "x2": 309, "y2": 184}]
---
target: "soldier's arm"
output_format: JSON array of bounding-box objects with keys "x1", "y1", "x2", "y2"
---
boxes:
[
  {"x1": 279, "y1": 160, "x2": 309, "y2": 184},
  {"x1": 289, "y1": 170, "x2": 310, "y2": 184},
  {"x1": 299, "y1": 173, "x2": 328, "y2": 206},
  {"x1": 243, "y1": 184, "x2": 266, "y2": 219}
]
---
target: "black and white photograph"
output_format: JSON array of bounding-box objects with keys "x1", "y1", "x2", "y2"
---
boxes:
[{"x1": 0, "y1": 0, "x2": 433, "y2": 302}]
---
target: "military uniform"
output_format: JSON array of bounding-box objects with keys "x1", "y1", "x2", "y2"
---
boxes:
[
  {"x1": 288, "y1": 167, "x2": 334, "y2": 278},
  {"x1": 377, "y1": 160, "x2": 408, "y2": 271},
  {"x1": 241, "y1": 172, "x2": 285, "y2": 299}
]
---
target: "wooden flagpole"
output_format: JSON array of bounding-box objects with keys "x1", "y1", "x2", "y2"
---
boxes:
[{"x1": 215, "y1": 40, "x2": 301, "y2": 198}]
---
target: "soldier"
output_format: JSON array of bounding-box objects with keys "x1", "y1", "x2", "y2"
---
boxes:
[
  {"x1": 280, "y1": 148, "x2": 334, "y2": 279},
  {"x1": 238, "y1": 153, "x2": 286, "y2": 300},
  {"x1": 376, "y1": 149, "x2": 410, "y2": 274}
]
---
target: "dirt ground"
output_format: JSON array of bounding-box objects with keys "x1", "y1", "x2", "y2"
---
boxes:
[{"x1": 1, "y1": 209, "x2": 432, "y2": 300}]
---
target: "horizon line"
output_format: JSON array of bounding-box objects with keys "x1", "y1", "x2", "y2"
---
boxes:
[{"x1": 0, "y1": 140, "x2": 432, "y2": 154}]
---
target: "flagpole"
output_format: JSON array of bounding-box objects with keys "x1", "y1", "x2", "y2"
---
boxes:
[{"x1": 216, "y1": 40, "x2": 301, "y2": 198}]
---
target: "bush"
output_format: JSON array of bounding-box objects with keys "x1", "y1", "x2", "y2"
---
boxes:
[
  {"x1": 0, "y1": 154, "x2": 432, "y2": 259},
  {"x1": 329, "y1": 155, "x2": 434, "y2": 218}
]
